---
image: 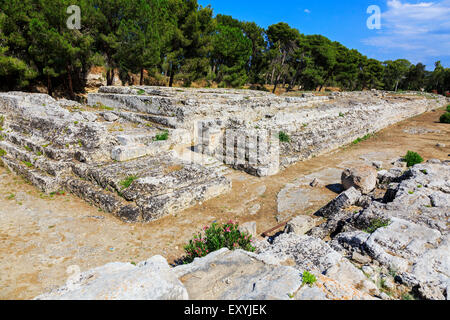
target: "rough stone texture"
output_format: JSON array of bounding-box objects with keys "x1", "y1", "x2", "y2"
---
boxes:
[
  {"x1": 174, "y1": 249, "x2": 303, "y2": 300},
  {"x1": 315, "y1": 187, "x2": 361, "y2": 218},
  {"x1": 238, "y1": 222, "x2": 257, "y2": 238},
  {"x1": 285, "y1": 215, "x2": 318, "y2": 235},
  {"x1": 342, "y1": 166, "x2": 377, "y2": 195},
  {"x1": 35, "y1": 255, "x2": 188, "y2": 300}
]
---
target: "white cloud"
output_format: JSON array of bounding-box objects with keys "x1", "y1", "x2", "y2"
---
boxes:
[
  {"x1": 304, "y1": 9, "x2": 311, "y2": 14},
  {"x1": 363, "y1": 0, "x2": 450, "y2": 66}
]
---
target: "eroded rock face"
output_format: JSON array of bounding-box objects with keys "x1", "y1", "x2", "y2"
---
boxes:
[{"x1": 326, "y1": 161, "x2": 450, "y2": 300}]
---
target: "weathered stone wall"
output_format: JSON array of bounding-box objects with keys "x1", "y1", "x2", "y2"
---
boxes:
[{"x1": 87, "y1": 87, "x2": 447, "y2": 177}]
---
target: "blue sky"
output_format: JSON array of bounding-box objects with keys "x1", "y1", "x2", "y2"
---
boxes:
[{"x1": 198, "y1": 0, "x2": 450, "y2": 70}]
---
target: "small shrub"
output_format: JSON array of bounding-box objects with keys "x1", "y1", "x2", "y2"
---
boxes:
[
  {"x1": 154, "y1": 130, "x2": 169, "y2": 141},
  {"x1": 446, "y1": 105, "x2": 450, "y2": 112},
  {"x1": 365, "y1": 218, "x2": 391, "y2": 234},
  {"x1": 119, "y1": 175, "x2": 139, "y2": 190},
  {"x1": 339, "y1": 112, "x2": 345, "y2": 117},
  {"x1": 278, "y1": 131, "x2": 290, "y2": 143},
  {"x1": 183, "y1": 220, "x2": 255, "y2": 264},
  {"x1": 137, "y1": 89, "x2": 146, "y2": 95},
  {"x1": 24, "y1": 145, "x2": 32, "y2": 152},
  {"x1": 302, "y1": 271, "x2": 317, "y2": 286},
  {"x1": 0, "y1": 148, "x2": 6, "y2": 157},
  {"x1": 440, "y1": 112, "x2": 450, "y2": 124},
  {"x1": 404, "y1": 151, "x2": 423, "y2": 167}
]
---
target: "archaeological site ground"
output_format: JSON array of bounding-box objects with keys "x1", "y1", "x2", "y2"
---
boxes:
[
  {"x1": 1, "y1": 0, "x2": 450, "y2": 305},
  {"x1": 0, "y1": 87, "x2": 448, "y2": 301}
]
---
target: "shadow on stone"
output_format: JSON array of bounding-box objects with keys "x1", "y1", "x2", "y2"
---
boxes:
[{"x1": 326, "y1": 183, "x2": 344, "y2": 194}]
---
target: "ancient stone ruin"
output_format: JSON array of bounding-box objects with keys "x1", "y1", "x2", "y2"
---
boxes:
[
  {"x1": 36, "y1": 159, "x2": 450, "y2": 300},
  {"x1": 0, "y1": 88, "x2": 446, "y2": 223}
]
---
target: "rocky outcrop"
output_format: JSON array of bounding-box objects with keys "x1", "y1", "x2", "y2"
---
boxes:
[
  {"x1": 341, "y1": 166, "x2": 377, "y2": 195},
  {"x1": 320, "y1": 160, "x2": 450, "y2": 300}
]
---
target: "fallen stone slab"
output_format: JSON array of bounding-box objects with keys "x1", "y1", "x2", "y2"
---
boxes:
[{"x1": 35, "y1": 256, "x2": 188, "y2": 300}]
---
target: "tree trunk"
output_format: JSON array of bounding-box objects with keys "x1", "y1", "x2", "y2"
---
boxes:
[
  {"x1": 106, "y1": 69, "x2": 115, "y2": 86},
  {"x1": 168, "y1": 63, "x2": 174, "y2": 87},
  {"x1": 67, "y1": 65, "x2": 74, "y2": 99},
  {"x1": 47, "y1": 75, "x2": 53, "y2": 97},
  {"x1": 287, "y1": 67, "x2": 301, "y2": 92},
  {"x1": 140, "y1": 68, "x2": 144, "y2": 86}
]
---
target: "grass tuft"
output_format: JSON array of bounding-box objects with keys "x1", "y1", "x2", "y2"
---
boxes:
[
  {"x1": 302, "y1": 271, "x2": 317, "y2": 286},
  {"x1": 365, "y1": 218, "x2": 391, "y2": 233},
  {"x1": 278, "y1": 131, "x2": 290, "y2": 143},
  {"x1": 154, "y1": 130, "x2": 169, "y2": 141},
  {"x1": 119, "y1": 175, "x2": 139, "y2": 190}
]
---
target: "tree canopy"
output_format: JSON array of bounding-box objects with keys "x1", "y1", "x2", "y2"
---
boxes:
[{"x1": 0, "y1": 0, "x2": 448, "y2": 96}]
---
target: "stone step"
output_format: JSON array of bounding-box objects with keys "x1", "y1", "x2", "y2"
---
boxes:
[
  {"x1": 0, "y1": 140, "x2": 71, "y2": 177},
  {"x1": 2, "y1": 128, "x2": 74, "y2": 161},
  {"x1": 63, "y1": 176, "x2": 141, "y2": 222},
  {"x1": 1, "y1": 156, "x2": 62, "y2": 193}
]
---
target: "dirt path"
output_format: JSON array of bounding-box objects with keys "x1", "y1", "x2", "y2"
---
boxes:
[{"x1": 0, "y1": 107, "x2": 448, "y2": 300}]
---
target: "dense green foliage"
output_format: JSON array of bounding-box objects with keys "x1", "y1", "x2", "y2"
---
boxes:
[
  {"x1": 440, "y1": 112, "x2": 450, "y2": 124},
  {"x1": 1, "y1": 0, "x2": 449, "y2": 96},
  {"x1": 404, "y1": 151, "x2": 424, "y2": 167},
  {"x1": 183, "y1": 220, "x2": 255, "y2": 263}
]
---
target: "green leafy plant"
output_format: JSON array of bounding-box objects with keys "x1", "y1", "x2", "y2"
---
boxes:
[
  {"x1": 137, "y1": 89, "x2": 146, "y2": 95},
  {"x1": 404, "y1": 151, "x2": 424, "y2": 167},
  {"x1": 183, "y1": 220, "x2": 255, "y2": 264},
  {"x1": 352, "y1": 133, "x2": 373, "y2": 145},
  {"x1": 440, "y1": 112, "x2": 450, "y2": 124},
  {"x1": 22, "y1": 161, "x2": 33, "y2": 168},
  {"x1": 119, "y1": 175, "x2": 139, "y2": 190},
  {"x1": 302, "y1": 271, "x2": 317, "y2": 286},
  {"x1": 0, "y1": 148, "x2": 6, "y2": 157},
  {"x1": 278, "y1": 131, "x2": 290, "y2": 143},
  {"x1": 446, "y1": 105, "x2": 450, "y2": 112},
  {"x1": 365, "y1": 218, "x2": 391, "y2": 234},
  {"x1": 154, "y1": 130, "x2": 169, "y2": 141},
  {"x1": 24, "y1": 145, "x2": 32, "y2": 152}
]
